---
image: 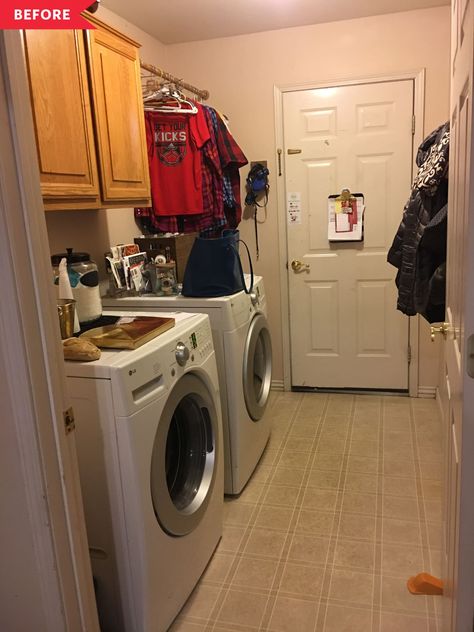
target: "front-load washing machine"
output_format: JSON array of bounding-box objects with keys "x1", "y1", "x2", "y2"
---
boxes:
[
  {"x1": 103, "y1": 276, "x2": 272, "y2": 494},
  {"x1": 65, "y1": 311, "x2": 223, "y2": 632}
]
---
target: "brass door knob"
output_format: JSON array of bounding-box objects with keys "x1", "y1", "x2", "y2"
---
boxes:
[
  {"x1": 430, "y1": 322, "x2": 450, "y2": 342},
  {"x1": 291, "y1": 259, "x2": 310, "y2": 273}
]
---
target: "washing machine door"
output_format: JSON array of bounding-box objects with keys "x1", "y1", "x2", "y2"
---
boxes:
[
  {"x1": 150, "y1": 373, "x2": 219, "y2": 537},
  {"x1": 243, "y1": 312, "x2": 272, "y2": 421}
]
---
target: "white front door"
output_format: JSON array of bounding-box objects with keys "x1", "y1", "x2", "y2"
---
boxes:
[
  {"x1": 283, "y1": 80, "x2": 414, "y2": 389},
  {"x1": 441, "y1": 0, "x2": 474, "y2": 629}
]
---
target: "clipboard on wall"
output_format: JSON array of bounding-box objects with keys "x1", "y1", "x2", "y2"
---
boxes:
[{"x1": 328, "y1": 190, "x2": 365, "y2": 242}]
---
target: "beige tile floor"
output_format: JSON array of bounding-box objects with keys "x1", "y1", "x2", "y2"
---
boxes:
[{"x1": 171, "y1": 391, "x2": 444, "y2": 632}]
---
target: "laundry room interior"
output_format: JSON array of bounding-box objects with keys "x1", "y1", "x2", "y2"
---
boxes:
[{"x1": 2, "y1": 1, "x2": 473, "y2": 632}]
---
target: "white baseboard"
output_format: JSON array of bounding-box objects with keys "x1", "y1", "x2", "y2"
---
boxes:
[
  {"x1": 418, "y1": 386, "x2": 437, "y2": 399},
  {"x1": 269, "y1": 380, "x2": 434, "y2": 396}
]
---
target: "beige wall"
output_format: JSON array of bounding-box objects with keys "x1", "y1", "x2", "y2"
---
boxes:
[
  {"x1": 165, "y1": 5, "x2": 450, "y2": 387},
  {"x1": 46, "y1": 5, "x2": 450, "y2": 389}
]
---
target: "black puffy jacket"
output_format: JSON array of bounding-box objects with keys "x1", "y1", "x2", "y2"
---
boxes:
[{"x1": 387, "y1": 122, "x2": 449, "y2": 323}]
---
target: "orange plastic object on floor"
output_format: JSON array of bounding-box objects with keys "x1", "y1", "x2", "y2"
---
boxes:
[{"x1": 407, "y1": 572, "x2": 444, "y2": 595}]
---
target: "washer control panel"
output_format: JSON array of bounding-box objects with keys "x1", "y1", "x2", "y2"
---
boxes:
[
  {"x1": 175, "y1": 341, "x2": 190, "y2": 366},
  {"x1": 188, "y1": 320, "x2": 213, "y2": 361}
]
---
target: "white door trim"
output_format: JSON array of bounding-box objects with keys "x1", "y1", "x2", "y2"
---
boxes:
[
  {"x1": 274, "y1": 70, "x2": 425, "y2": 395},
  {"x1": 0, "y1": 31, "x2": 99, "y2": 630}
]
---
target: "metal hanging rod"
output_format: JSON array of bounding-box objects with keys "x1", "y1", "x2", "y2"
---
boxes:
[{"x1": 140, "y1": 61, "x2": 210, "y2": 101}]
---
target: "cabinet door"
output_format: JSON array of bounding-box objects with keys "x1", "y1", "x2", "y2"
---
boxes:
[
  {"x1": 86, "y1": 24, "x2": 151, "y2": 206},
  {"x1": 23, "y1": 30, "x2": 100, "y2": 209}
]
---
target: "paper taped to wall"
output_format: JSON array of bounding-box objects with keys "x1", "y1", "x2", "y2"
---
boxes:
[{"x1": 287, "y1": 192, "x2": 302, "y2": 224}]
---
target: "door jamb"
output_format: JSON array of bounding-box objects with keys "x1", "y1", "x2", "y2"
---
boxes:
[
  {"x1": 273, "y1": 70, "x2": 425, "y2": 395},
  {"x1": 0, "y1": 30, "x2": 100, "y2": 629}
]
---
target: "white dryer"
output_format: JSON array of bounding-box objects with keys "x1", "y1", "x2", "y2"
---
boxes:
[
  {"x1": 65, "y1": 312, "x2": 223, "y2": 632},
  {"x1": 103, "y1": 276, "x2": 272, "y2": 494}
]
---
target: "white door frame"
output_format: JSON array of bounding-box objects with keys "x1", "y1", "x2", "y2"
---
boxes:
[
  {"x1": 274, "y1": 70, "x2": 425, "y2": 396},
  {"x1": 0, "y1": 31, "x2": 99, "y2": 630}
]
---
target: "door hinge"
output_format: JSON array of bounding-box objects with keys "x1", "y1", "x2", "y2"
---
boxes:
[
  {"x1": 407, "y1": 344, "x2": 412, "y2": 364},
  {"x1": 63, "y1": 406, "x2": 75, "y2": 434},
  {"x1": 412, "y1": 115, "x2": 416, "y2": 135},
  {"x1": 277, "y1": 148, "x2": 282, "y2": 176}
]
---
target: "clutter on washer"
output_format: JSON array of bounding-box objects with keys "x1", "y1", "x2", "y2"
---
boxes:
[
  {"x1": 105, "y1": 241, "x2": 179, "y2": 297},
  {"x1": 52, "y1": 248, "x2": 102, "y2": 324},
  {"x1": 62, "y1": 337, "x2": 101, "y2": 362},
  {"x1": 79, "y1": 314, "x2": 175, "y2": 349},
  {"x1": 134, "y1": 233, "x2": 197, "y2": 282},
  {"x1": 57, "y1": 298, "x2": 77, "y2": 339},
  {"x1": 182, "y1": 228, "x2": 254, "y2": 298}
]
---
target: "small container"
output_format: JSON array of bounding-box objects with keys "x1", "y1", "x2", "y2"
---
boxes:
[
  {"x1": 52, "y1": 248, "x2": 102, "y2": 324},
  {"x1": 157, "y1": 262, "x2": 177, "y2": 295},
  {"x1": 57, "y1": 298, "x2": 76, "y2": 339}
]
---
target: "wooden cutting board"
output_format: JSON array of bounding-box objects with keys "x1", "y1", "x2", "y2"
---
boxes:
[{"x1": 80, "y1": 315, "x2": 175, "y2": 349}]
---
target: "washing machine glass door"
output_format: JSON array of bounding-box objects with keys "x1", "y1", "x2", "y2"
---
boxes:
[
  {"x1": 243, "y1": 312, "x2": 272, "y2": 421},
  {"x1": 150, "y1": 373, "x2": 219, "y2": 537}
]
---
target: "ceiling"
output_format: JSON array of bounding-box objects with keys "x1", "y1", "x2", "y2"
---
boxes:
[{"x1": 102, "y1": 0, "x2": 449, "y2": 45}]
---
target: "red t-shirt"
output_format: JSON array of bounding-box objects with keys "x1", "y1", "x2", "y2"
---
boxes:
[{"x1": 145, "y1": 105, "x2": 210, "y2": 216}]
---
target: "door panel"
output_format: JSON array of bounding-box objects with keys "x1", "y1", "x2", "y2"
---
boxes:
[
  {"x1": 283, "y1": 80, "x2": 413, "y2": 389},
  {"x1": 23, "y1": 30, "x2": 100, "y2": 206},
  {"x1": 86, "y1": 25, "x2": 151, "y2": 204},
  {"x1": 443, "y1": 0, "x2": 474, "y2": 627},
  {"x1": 309, "y1": 283, "x2": 338, "y2": 353}
]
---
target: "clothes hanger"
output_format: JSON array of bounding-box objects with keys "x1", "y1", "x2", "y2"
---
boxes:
[
  {"x1": 143, "y1": 82, "x2": 197, "y2": 114},
  {"x1": 166, "y1": 84, "x2": 198, "y2": 113},
  {"x1": 143, "y1": 84, "x2": 181, "y2": 110}
]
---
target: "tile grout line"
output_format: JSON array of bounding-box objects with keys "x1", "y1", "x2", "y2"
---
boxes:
[
  {"x1": 410, "y1": 399, "x2": 441, "y2": 631},
  {"x1": 314, "y1": 394, "x2": 357, "y2": 632},
  {"x1": 195, "y1": 391, "x2": 299, "y2": 632},
  {"x1": 300, "y1": 396, "x2": 352, "y2": 629},
  {"x1": 257, "y1": 392, "x2": 332, "y2": 631},
  {"x1": 384, "y1": 399, "x2": 433, "y2": 629},
  {"x1": 372, "y1": 396, "x2": 385, "y2": 632},
  {"x1": 205, "y1": 391, "x2": 307, "y2": 632},
  {"x1": 403, "y1": 398, "x2": 431, "y2": 628}
]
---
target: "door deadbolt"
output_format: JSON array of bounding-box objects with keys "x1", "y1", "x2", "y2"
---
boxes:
[{"x1": 291, "y1": 259, "x2": 310, "y2": 273}]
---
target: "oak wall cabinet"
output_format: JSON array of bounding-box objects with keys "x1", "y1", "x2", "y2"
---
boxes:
[{"x1": 23, "y1": 15, "x2": 151, "y2": 211}]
